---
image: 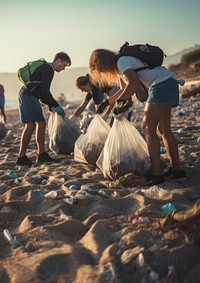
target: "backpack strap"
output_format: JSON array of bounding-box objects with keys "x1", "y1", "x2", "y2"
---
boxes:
[{"x1": 134, "y1": 66, "x2": 148, "y2": 72}]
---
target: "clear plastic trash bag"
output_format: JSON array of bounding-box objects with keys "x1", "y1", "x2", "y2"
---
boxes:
[
  {"x1": 74, "y1": 114, "x2": 110, "y2": 165},
  {"x1": 48, "y1": 112, "x2": 81, "y2": 154},
  {"x1": 96, "y1": 117, "x2": 151, "y2": 180}
]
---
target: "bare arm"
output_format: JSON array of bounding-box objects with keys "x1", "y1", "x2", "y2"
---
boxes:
[
  {"x1": 73, "y1": 100, "x2": 89, "y2": 117},
  {"x1": 0, "y1": 107, "x2": 6, "y2": 123},
  {"x1": 116, "y1": 69, "x2": 140, "y2": 101}
]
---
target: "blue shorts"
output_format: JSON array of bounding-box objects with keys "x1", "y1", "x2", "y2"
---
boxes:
[
  {"x1": 19, "y1": 87, "x2": 45, "y2": 123},
  {"x1": 147, "y1": 77, "x2": 179, "y2": 108}
]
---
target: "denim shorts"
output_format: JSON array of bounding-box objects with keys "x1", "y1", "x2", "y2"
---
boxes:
[
  {"x1": 19, "y1": 87, "x2": 45, "y2": 123},
  {"x1": 147, "y1": 77, "x2": 179, "y2": 107}
]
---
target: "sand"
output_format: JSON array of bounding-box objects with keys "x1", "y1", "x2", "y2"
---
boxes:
[{"x1": 0, "y1": 89, "x2": 200, "y2": 283}]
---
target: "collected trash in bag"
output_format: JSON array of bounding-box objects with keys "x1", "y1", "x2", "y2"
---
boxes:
[
  {"x1": 161, "y1": 199, "x2": 200, "y2": 246},
  {"x1": 79, "y1": 112, "x2": 93, "y2": 133},
  {"x1": 74, "y1": 114, "x2": 110, "y2": 165},
  {"x1": 0, "y1": 116, "x2": 7, "y2": 141},
  {"x1": 48, "y1": 112, "x2": 80, "y2": 154},
  {"x1": 96, "y1": 117, "x2": 151, "y2": 180}
]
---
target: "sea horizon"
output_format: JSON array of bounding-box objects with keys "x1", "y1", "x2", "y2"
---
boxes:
[{"x1": 5, "y1": 98, "x2": 18, "y2": 110}]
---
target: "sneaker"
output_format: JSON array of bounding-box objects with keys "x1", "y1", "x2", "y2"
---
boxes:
[
  {"x1": 147, "y1": 175, "x2": 164, "y2": 186},
  {"x1": 144, "y1": 171, "x2": 153, "y2": 182},
  {"x1": 163, "y1": 167, "x2": 186, "y2": 181},
  {"x1": 36, "y1": 152, "x2": 55, "y2": 164},
  {"x1": 16, "y1": 155, "x2": 32, "y2": 166}
]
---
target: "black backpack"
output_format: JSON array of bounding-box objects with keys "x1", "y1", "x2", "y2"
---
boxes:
[{"x1": 118, "y1": 42, "x2": 166, "y2": 71}]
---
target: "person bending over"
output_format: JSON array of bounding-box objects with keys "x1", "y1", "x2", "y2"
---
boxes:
[
  {"x1": 17, "y1": 52, "x2": 71, "y2": 166},
  {"x1": 89, "y1": 48, "x2": 186, "y2": 185},
  {"x1": 70, "y1": 74, "x2": 112, "y2": 123}
]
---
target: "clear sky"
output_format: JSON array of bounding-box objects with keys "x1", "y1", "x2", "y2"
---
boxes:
[{"x1": 0, "y1": 0, "x2": 199, "y2": 73}]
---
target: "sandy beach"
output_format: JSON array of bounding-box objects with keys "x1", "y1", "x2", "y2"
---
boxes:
[{"x1": 0, "y1": 87, "x2": 200, "y2": 283}]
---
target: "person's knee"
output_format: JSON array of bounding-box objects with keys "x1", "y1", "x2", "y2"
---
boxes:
[
  {"x1": 142, "y1": 121, "x2": 158, "y2": 138},
  {"x1": 158, "y1": 125, "x2": 172, "y2": 138}
]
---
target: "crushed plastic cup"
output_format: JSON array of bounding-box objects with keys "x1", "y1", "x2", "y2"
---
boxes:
[{"x1": 44, "y1": 190, "x2": 57, "y2": 199}]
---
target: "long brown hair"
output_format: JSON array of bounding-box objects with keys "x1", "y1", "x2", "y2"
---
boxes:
[{"x1": 89, "y1": 49, "x2": 119, "y2": 88}]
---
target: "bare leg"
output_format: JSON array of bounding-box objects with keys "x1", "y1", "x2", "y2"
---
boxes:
[
  {"x1": 35, "y1": 121, "x2": 46, "y2": 155},
  {"x1": 142, "y1": 104, "x2": 171, "y2": 176},
  {"x1": 0, "y1": 107, "x2": 6, "y2": 124},
  {"x1": 18, "y1": 122, "x2": 36, "y2": 157},
  {"x1": 157, "y1": 108, "x2": 181, "y2": 170}
]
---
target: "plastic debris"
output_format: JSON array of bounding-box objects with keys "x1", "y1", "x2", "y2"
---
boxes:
[
  {"x1": 33, "y1": 189, "x2": 45, "y2": 197},
  {"x1": 168, "y1": 264, "x2": 177, "y2": 277},
  {"x1": 188, "y1": 195, "x2": 200, "y2": 201},
  {"x1": 3, "y1": 229, "x2": 15, "y2": 247},
  {"x1": 141, "y1": 186, "x2": 172, "y2": 200},
  {"x1": 63, "y1": 197, "x2": 78, "y2": 205},
  {"x1": 99, "y1": 189, "x2": 109, "y2": 197},
  {"x1": 3, "y1": 181, "x2": 12, "y2": 186},
  {"x1": 121, "y1": 246, "x2": 144, "y2": 264},
  {"x1": 69, "y1": 184, "x2": 79, "y2": 190},
  {"x1": 161, "y1": 203, "x2": 176, "y2": 213},
  {"x1": 44, "y1": 190, "x2": 57, "y2": 199},
  {"x1": 14, "y1": 178, "x2": 23, "y2": 185},
  {"x1": 13, "y1": 236, "x2": 22, "y2": 248},
  {"x1": 58, "y1": 209, "x2": 69, "y2": 220},
  {"x1": 160, "y1": 147, "x2": 167, "y2": 154},
  {"x1": 8, "y1": 171, "x2": 19, "y2": 179}
]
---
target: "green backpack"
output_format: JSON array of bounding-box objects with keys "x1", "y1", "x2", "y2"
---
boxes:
[{"x1": 18, "y1": 58, "x2": 50, "y2": 85}]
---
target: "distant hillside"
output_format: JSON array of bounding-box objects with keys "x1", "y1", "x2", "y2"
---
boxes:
[
  {"x1": 1, "y1": 44, "x2": 200, "y2": 100},
  {"x1": 0, "y1": 67, "x2": 88, "y2": 101},
  {"x1": 164, "y1": 44, "x2": 200, "y2": 67}
]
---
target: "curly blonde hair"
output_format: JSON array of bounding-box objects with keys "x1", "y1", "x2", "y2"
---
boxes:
[{"x1": 89, "y1": 49, "x2": 119, "y2": 88}]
